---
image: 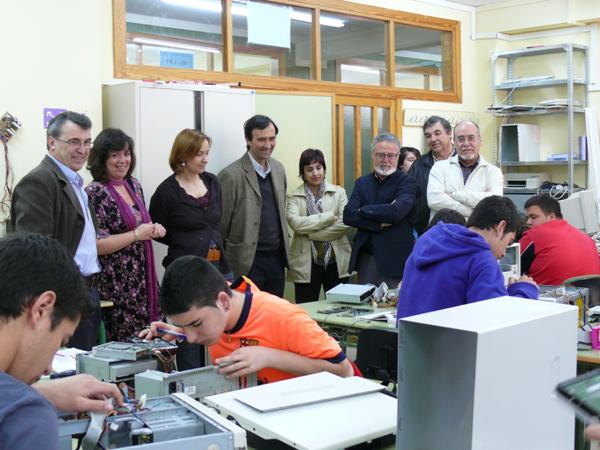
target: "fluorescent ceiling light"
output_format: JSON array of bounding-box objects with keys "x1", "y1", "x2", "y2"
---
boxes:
[
  {"x1": 341, "y1": 64, "x2": 382, "y2": 75},
  {"x1": 395, "y1": 50, "x2": 442, "y2": 62},
  {"x1": 162, "y1": 0, "x2": 221, "y2": 11},
  {"x1": 162, "y1": 0, "x2": 345, "y2": 28},
  {"x1": 132, "y1": 37, "x2": 221, "y2": 53},
  {"x1": 291, "y1": 11, "x2": 344, "y2": 28}
]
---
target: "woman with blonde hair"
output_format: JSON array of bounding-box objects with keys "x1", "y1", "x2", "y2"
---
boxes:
[
  {"x1": 150, "y1": 129, "x2": 231, "y2": 369},
  {"x1": 150, "y1": 128, "x2": 231, "y2": 278}
]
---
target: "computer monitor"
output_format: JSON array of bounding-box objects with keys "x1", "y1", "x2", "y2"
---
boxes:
[
  {"x1": 499, "y1": 242, "x2": 520, "y2": 284},
  {"x1": 559, "y1": 189, "x2": 599, "y2": 235}
]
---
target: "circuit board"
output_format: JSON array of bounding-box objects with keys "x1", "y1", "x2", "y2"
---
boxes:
[{"x1": 92, "y1": 339, "x2": 177, "y2": 361}]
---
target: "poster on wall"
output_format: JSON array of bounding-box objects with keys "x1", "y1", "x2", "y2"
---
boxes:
[
  {"x1": 247, "y1": 1, "x2": 291, "y2": 49},
  {"x1": 43, "y1": 108, "x2": 66, "y2": 129}
]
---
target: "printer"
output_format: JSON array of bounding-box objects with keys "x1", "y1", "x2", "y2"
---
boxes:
[{"x1": 504, "y1": 172, "x2": 549, "y2": 189}]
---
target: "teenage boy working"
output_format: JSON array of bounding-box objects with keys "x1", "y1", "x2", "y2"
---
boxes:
[
  {"x1": 141, "y1": 256, "x2": 353, "y2": 384},
  {"x1": 0, "y1": 233, "x2": 122, "y2": 450},
  {"x1": 397, "y1": 196, "x2": 539, "y2": 319},
  {"x1": 520, "y1": 193, "x2": 600, "y2": 285}
]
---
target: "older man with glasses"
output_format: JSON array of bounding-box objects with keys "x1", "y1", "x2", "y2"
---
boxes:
[
  {"x1": 427, "y1": 120, "x2": 503, "y2": 222},
  {"x1": 343, "y1": 132, "x2": 416, "y2": 287},
  {"x1": 11, "y1": 111, "x2": 101, "y2": 350}
]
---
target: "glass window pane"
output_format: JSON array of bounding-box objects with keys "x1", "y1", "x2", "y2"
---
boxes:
[
  {"x1": 394, "y1": 24, "x2": 451, "y2": 92},
  {"x1": 125, "y1": 0, "x2": 223, "y2": 71},
  {"x1": 344, "y1": 106, "x2": 356, "y2": 193},
  {"x1": 321, "y1": 14, "x2": 386, "y2": 86},
  {"x1": 378, "y1": 108, "x2": 390, "y2": 134},
  {"x1": 232, "y1": 0, "x2": 312, "y2": 79},
  {"x1": 361, "y1": 107, "x2": 373, "y2": 176}
]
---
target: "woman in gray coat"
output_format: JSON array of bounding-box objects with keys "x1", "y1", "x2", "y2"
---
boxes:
[{"x1": 286, "y1": 149, "x2": 353, "y2": 303}]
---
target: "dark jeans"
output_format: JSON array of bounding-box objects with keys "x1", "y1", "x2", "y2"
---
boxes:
[
  {"x1": 357, "y1": 251, "x2": 402, "y2": 289},
  {"x1": 68, "y1": 285, "x2": 101, "y2": 351},
  {"x1": 248, "y1": 249, "x2": 286, "y2": 297},
  {"x1": 294, "y1": 261, "x2": 349, "y2": 304}
]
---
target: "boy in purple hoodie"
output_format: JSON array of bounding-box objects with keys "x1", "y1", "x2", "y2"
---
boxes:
[{"x1": 398, "y1": 196, "x2": 538, "y2": 318}]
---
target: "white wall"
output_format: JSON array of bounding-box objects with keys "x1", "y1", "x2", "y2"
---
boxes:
[
  {"x1": 0, "y1": 0, "x2": 476, "y2": 227},
  {"x1": 255, "y1": 92, "x2": 334, "y2": 188},
  {"x1": 471, "y1": 0, "x2": 600, "y2": 187},
  {"x1": 0, "y1": 0, "x2": 113, "y2": 225},
  {"x1": 359, "y1": 0, "x2": 478, "y2": 153}
]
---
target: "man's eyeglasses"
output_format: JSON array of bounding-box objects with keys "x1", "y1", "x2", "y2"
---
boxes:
[
  {"x1": 54, "y1": 137, "x2": 93, "y2": 149},
  {"x1": 454, "y1": 135, "x2": 479, "y2": 144},
  {"x1": 374, "y1": 152, "x2": 399, "y2": 161}
]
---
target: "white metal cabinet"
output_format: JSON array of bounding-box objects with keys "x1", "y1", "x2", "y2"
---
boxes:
[{"x1": 102, "y1": 81, "x2": 255, "y2": 280}]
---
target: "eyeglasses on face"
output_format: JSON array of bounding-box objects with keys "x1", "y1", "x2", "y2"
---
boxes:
[
  {"x1": 54, "y1": 137, "x2": 93, "y2": 149},
  {"x1": 454, "y1": 135, "x2": 479, "y2": 144},
  {"x1": 374, "y1": 152, "x2": 399, "y2": 161}
]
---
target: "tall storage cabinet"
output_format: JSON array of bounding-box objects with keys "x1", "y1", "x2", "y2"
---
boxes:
[
  {"x1": 102, "y1": 81, "x2": 255, "y2": 279},
  {"x1": 398, "y1": 297, "x2": 577, "y2": 450},
  {"x1": 490, "y1": 44, "x2": 589, "y2": 192}
]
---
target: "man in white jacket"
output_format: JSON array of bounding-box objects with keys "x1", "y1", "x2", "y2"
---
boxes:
[{"x1": 427, "y1": 120, "x2": 503, "y2": 222}]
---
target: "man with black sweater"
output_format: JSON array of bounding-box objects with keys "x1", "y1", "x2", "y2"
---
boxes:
[{"x1": 219, "y1": 115, "x2": 289, "y2": 297}]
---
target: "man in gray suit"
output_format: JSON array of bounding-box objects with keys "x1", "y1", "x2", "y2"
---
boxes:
[
  {"x1": 218, "y1": 115, "x2": 289, "y2": 297},
  {"x1": 11, "y1": 111, "x2": 101, "y2": 350}
]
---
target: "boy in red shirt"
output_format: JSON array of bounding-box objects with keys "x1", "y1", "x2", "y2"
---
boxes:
[{"x1": 520, "y1": 194, "x2": 600, "y2": 285}]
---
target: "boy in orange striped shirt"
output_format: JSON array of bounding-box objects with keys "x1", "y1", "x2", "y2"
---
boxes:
[{"x1": 142, "y1": 256, "x2": 353, "y2": 384}]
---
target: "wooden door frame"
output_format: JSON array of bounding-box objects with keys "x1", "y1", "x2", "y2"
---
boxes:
[{"x1": 333, "y1": 95, "x2": 402, "y2": 185}]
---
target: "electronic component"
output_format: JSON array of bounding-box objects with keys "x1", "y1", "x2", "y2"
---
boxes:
[
  {"x1": 317, "y1": 305, "x2": 351, "y2": 315},
  {"x1": 499, "y1": 242, "x2": 520, "y2": 285},
  {"x1": 505, "y1": 172, "x2": 549, "y2": 189},
  {"x1": 77, "y1": 354, "x2": 158, "y2": 382},
  {"x1": 77, "y1": 339, "x2": 177, "y2": 382},
  {"x1": 538, "y1": 285, "x2": 590, "y2": 326},
  {"x1": 0, "y1": 111, "x2": 19, "y2": 216},
  {"x1": 57, "y1": 393, "x2": 247, "y2": 450},
  {"x1": 325, "y1": 284, "x2": 375, "y2": 304},
  {"x1": 93, "y1": 340, "x2": 177, "y2": 361},
  {"x1": 538, "y1": 285, "x2": 589, "y2": 305},
  {"x1": 0, "y1": 112, "x2": 21, "y2": 143},
  {"x1": 135, "y1": 366, "x2": 256, "y2": 401},
  {"x1": 338, "y1": 307, "x2": 374, "y2": 317}
]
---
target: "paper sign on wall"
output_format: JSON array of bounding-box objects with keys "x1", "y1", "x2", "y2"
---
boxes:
[
  {"x1": 247, "y1": 1, "x2": 291, "y2": 49},
  {"x1": 160, "y1": 51, "x2": 194, "y2": 69},
  {"x1": 403, "y1": 108, "x2": 480, "y2": 127}
]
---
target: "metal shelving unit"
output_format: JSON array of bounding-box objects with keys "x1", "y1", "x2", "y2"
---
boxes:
[
  {"x1": 501, "y1": 160, "x2": 588, "y2": 167},
  {"x1": 490, "y1": 43, "x2": 589, "y2": 192}
]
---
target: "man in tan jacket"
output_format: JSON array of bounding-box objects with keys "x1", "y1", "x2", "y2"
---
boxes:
[{"x1": 218, "y1": 115, "x2": 289, "y2": 297}]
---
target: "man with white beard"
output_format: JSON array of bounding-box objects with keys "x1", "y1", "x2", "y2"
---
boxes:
[{"x1": 343, "y1": 133, "x2": 417, "y2": 286}]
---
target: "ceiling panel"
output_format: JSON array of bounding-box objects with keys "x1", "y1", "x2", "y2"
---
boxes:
[{"x1": 446, "y1": 0, "x2": 513, "y2": 6}]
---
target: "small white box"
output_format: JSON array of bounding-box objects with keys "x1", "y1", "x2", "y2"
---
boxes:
[
  {"x1": 325, "y1": 283, "x2": 375, "y2": 304},
  {"x1": 505, "y1": 172, "x2": 549, "y2": 189},
  {"x1": 500, "y1": 123, "x2": 540, "y2": 162},
  {"x1": 397, "y1": 297, "x2": 577, "y2": 450}
]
